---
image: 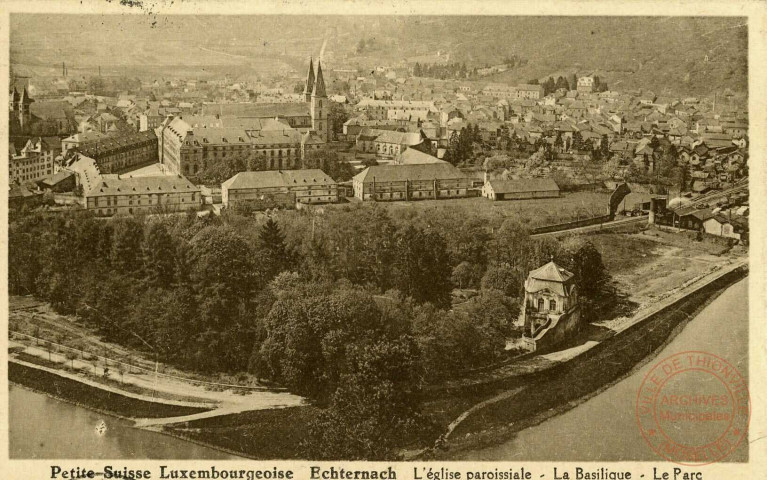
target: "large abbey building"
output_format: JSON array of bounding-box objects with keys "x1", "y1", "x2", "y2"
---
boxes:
[{"x1": 158, "y1": 58, "x2": 329, "y2": 178}]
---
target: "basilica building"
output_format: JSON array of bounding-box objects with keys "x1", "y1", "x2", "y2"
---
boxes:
[{"x1": 158, "y1": 58, "x2": 329, "y2": 178}]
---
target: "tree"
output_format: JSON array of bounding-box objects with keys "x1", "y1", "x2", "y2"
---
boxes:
[
  {"x1": 569, "y1": 241, "x2": 612, "y2": 315},
  {"x1": 451, "y1": 261, "x2": 474, "y2": 289},
  {"x1": 258, "y1": 218, "x2": 291, "y2": 280},
  {"x1": 142, "y1": 221, "x2": 176, "y2": 288},
  {"x1": 110, "y1": 217, "x2": 144, "y2": 275},
  {"x1": 302, "y1": 337, "x2": 422, "y2": 460},
  {"x1": 446, "y1": 130, "x2": 460, "y2": 165},
  {"x1": 679, "y1": 162, "x2": 690, "y2": 192},
  {"x1": 556, "y1": 76, "x2": 570, "y2": 91},
  {"x1": 572, "y1": 130, "x2": 584, "y2": 151},
  {"x1": 391, "y1": 226, "x2": 453, "y2": 308},
  {"x1": 302, "y1": 147, "x2": 355, "y2": 182},
  {"x1": 599, "y1": 134, "x2": 610, "y2": 160},
  {"x1": 188, "y1": 226, "x2": 260, "y2": 340},
  {"x1": 328, "y1": 102, "x2": 349, "y2": 139},
  {"x1": 554, "y1": 132, "x2": 564, "y2": 152},
  {"x1": 254, "y1": 282, "x2": 404, "y2": 402},
  {"x1": 481, "y1": 263, "x2": 524, "y2": 297}
]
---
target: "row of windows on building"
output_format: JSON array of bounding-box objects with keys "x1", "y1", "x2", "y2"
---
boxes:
[
  {"x1": 531, "y1": 298, "x2": 558, "y2": 312},
  {"x1": 96, "y1": 205, "x2": 193, "y2": 216},
  {"x1": 366, "y1": 189, "x2": 466, "y2": 200},
  {"x1": 94, "y1": 193, "x2": 196, "y2": 207}
]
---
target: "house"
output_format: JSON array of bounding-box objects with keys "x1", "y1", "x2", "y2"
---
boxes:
[
  {"x1": 677, "y1": 208, "x2": 714, "y2": 231},
  {"x1": 482, "y1": 177, "x2": 560, "y2": 201},
  {"x1": 75, "y1": 130, "x2": 158, "y2": 174},
  {"x1": 222, "y1": 169, "x2": 338, "y2": 210},
  {"x1": 352, "y1": 163, "x2": 471, "y2": 201},
  {"x1": 521, "y1": 261, "x2": 581, "y2": 352},
  {"x1": 9, "y1": 136, "x2": 59, "y2": 185},
  {"x1": 85, "y1": 174, "x2": 201, "y2": 217},
  {"x1": 372, "y1": 130, "x2": 427, "y2": 159},
  {"x1": 702, "y1": 215, "x2": 747, "y2": 242},
  {"x1": 516, "y1": 84, "x2": 545, "y2": 100},
  {"x1": 9, "y1": 184, "x2": 42, "y2": 209},
  {"x1": 38, "y1": 170, "x2": 76, "y2": 193},
  {"x1": 577, "y1": 75, "x2": 595, "y2": 93}
]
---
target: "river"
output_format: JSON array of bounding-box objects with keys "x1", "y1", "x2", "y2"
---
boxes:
[
  {"x1": 9, "y1": 386, "x2": 239, "y2": 459},
  {"x1": 456, "y1": 277, "x2": 749, "y2": 461},
  {"x1": 10, "y1": 279, "x2": 748, "y2": 460}
]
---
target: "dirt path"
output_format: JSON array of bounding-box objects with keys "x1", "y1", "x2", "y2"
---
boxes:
[{"x1": 9, "y1": 340, "x2": 305, "y2": 419}]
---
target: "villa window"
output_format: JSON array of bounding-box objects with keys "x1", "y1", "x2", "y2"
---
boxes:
[
  {"x1": 538, "y1": 298, "x2": 545, "y2": 312},
  {"x1": 550, "y1": 299, "x2": 557, "y2": 312}
]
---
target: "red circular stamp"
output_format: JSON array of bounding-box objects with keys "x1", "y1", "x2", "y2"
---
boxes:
[{"x1": 636, "y1": 351, "x2": 750, "y2": 465}]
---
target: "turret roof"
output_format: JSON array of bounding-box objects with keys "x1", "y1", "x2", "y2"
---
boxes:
[{"x1": 528, "y1": 261, "x2": 574, "y2": 283}]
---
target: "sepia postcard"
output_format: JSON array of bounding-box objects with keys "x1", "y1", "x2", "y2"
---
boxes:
[{"x1": 1, "y1": 1, "x2": 765, "y2": 479}]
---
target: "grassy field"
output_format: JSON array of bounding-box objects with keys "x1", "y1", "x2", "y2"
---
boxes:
[
  {"x1": 332, "y1": 192, "x2": 610, "y2": 229},
  {"x1": 9, "y1": 362, "x2": 208, "y2": 419},
  {"x1": 580, "y1": 228, "x2": 736, "y2": 306}
]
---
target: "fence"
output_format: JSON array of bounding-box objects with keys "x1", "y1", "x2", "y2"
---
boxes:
[{"x1": 8, "y1": 330, "x2": 284, "y2": 392}]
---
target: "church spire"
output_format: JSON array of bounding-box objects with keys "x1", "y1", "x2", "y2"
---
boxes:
[
  {"x1": 303, "y1": 57, "x2": 315, "y2": 102},
  {"x1": 312, "y1": 59, "x2": 327, "y2": 98}
]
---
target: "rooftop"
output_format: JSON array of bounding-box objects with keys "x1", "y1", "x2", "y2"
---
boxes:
[{"x1": 223, "y1": 169, "x2": 336, "y2": 190}]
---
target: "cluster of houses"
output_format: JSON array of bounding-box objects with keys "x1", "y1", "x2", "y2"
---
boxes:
[{"x1": 8, "y1": 65, "x2": 748, "y2": 246}]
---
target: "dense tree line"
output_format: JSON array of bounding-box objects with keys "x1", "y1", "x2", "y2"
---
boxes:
[
  {"x1": 9, "y1": 204, "x2": 612, "y2": 459},
  {"x1": 445, "y1": 123, "x2": 482, "y2": 165},
  {"x1": 413, "y1": 62, "x2": 470, "y2": 80}
]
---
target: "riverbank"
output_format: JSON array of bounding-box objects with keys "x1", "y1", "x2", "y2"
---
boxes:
[
  {"x1": 161, "y1": 406, "x2": 322, "y2": 460},
  {"x1": 424, "y1": 265, "x2": 748, "y2": 458},
  {"x1": 9, "y1": 362, "x2": 209, "y2": 419}
]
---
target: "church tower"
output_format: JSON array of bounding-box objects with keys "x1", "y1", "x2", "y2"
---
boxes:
[
  {"x1": 303, "y1": 57, "x2": 315, "y2": 103},
  {"x1": 311, "y1": 60, "x2": 329, "y2": 142}
]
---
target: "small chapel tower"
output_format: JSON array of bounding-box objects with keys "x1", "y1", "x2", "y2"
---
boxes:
[{"x1": 310, "y1": 60, "x2": 329, "y2": 142}]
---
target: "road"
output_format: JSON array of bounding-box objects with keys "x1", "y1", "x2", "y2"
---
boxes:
[
  {"x1": 9, "y1": 339, "x2": 305, "y2": 425},
  {"x1": 531, "y1": 216, "x2": 645, "y2": 238}
]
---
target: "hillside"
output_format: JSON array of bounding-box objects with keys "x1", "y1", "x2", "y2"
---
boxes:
[
  {"x1": 11, "y1": 15, "x2": 747, "y2": 97},
  {"x1": 344, "y1": 16, "x2": 748, "y2": 97}
]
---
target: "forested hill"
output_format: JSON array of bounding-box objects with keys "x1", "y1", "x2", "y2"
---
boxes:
[
  {"x1": 368, "y1": 16, "x2": 748, "y2": 98},
  {"x1": 461, "y1": 17, "x2": 748, "y2": 97},
  {"x1": 12, "y1": 15, "x2": 747, "y2": 97}
]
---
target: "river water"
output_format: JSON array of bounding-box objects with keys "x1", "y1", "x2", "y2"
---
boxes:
[
  {"x1": 10, "y1": 279, "x2": 748, "y2": 460},
  {"x1": 9, "y1": 386, "x2": 238, "y2": 459},
  {"x1": 455, "y1": 277, "x2": 749, "y2": 461}
]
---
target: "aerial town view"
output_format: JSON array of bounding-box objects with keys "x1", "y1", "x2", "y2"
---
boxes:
[{"x1": 7, "y1": 14, "x2": 749, "y2": 462}]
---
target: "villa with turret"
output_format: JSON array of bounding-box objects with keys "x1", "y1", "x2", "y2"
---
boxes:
[{"x1": 521, "y1": 260, "x2": 582, "y2": 352}]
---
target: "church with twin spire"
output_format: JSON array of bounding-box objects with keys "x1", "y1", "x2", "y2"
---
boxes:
[
  {"x1": 157, "y1": 57, "x2": 330, "y2": 178},
  {"x1": 303, "y1": 57, "x2": 329, "y2": 143}
]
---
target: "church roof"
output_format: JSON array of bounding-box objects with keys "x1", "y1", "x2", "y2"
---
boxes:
[
  {"x1": 312, "y1": 60, "x2": 327, "y2": 98},
  {"x1": 303, "y1": 58, "x2": 315, "y2": 97}
]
